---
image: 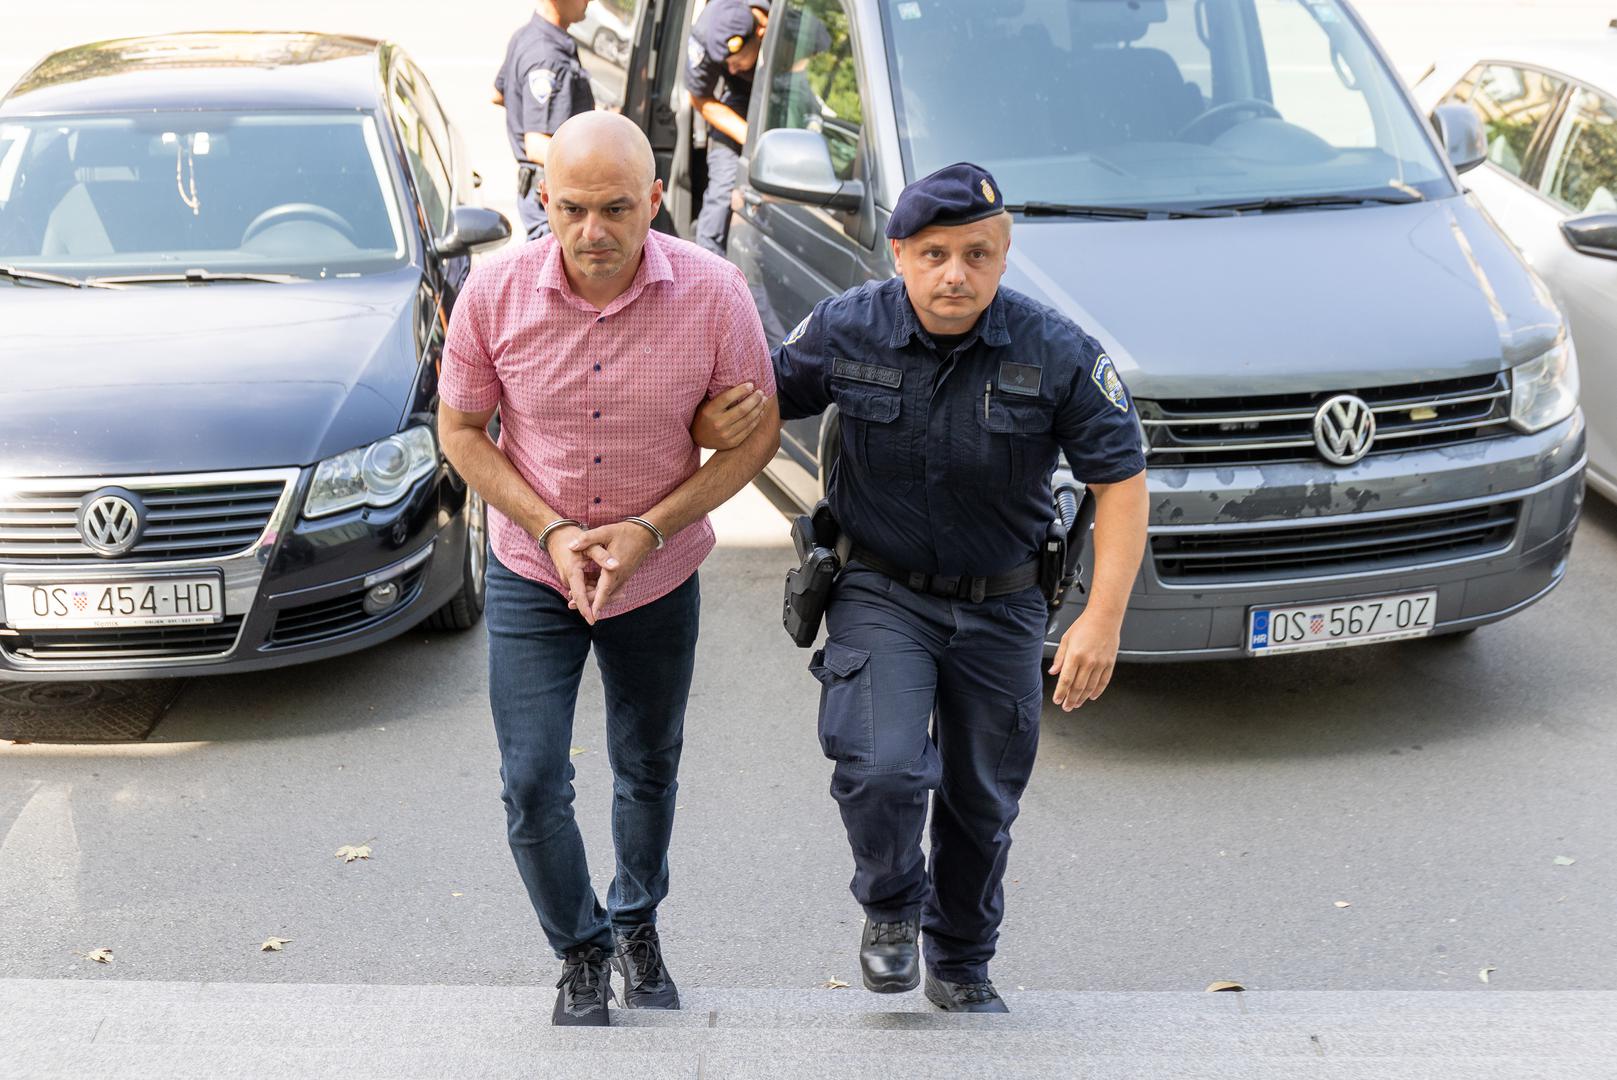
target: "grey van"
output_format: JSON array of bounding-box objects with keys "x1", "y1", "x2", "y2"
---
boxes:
[{"x1": 609, "y1": 0, "x2": 1585, "y2": 659}]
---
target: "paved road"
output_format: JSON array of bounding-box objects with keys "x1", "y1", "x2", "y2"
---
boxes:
[{"x1": 2, "y1": 495, "x2": 1614, "y2": 993}]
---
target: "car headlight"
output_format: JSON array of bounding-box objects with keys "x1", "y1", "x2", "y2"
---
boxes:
[
  {"x1": 1510, "y1": 336, "x2": 1579, "y2": 434},
  {"x1": 304, "y1": 427, "x2": 438, "y2": 518}
]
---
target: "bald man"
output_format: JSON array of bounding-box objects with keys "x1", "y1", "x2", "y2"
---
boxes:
[{"x1": 439, "y1": 113, "x2": 781, "y2": 1027}]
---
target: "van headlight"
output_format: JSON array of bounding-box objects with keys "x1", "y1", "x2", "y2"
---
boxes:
[
  {"x1": 304, "y1": 427, "x2": 438, "y2": 518},
  {"x1": 1510, "y1": 336, "x2": 1579, "y2": 434}
]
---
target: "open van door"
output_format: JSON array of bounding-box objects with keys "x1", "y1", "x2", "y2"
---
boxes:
[{"x1": 621, "y1": 0, "x2": 702, "y2": 236}]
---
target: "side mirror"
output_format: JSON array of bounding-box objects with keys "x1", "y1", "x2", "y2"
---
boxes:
[
  {"x1": 748, "y1": 128, "x2": 864, "y2": 213},
  {"x1": 1560, "y1": 212, "x2": 1617, "y2": 261},
  {"x1": 1432, "y1": 103, "x2": 1488, "y2": 174},
  {"x1": 436, "y1": 206, "x2": 511, "y2": 257}
]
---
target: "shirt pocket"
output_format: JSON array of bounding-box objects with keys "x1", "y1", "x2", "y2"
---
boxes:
[
  {"x1": 956, "y1": 393, "x2": 1055, "y2": 490},
  {"x1": 832, "y1": 383, "x2": 911, "y2": 492}
]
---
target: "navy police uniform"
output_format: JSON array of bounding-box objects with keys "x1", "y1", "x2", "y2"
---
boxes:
[
  {"x1": 683, "y1": 0, "x2": 769, "y2": 255},
  {"x1": 496, "y1": 14, "x2": 596, "y2": 239},
  {"x1": 773, "y1": 164, "x2": 1145, "y2": 984}
]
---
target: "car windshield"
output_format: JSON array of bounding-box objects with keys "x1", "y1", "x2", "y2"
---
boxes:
[
  {"x1": 880, "y1": 0, "x2": 1454, "y2": 210},
  {"x1": 0, "y1": 111, "x2": 409, "y2": 280}
]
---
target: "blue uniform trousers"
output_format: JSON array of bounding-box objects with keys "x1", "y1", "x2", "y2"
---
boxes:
[
  {"x1": 811, "y1": 565, "x2": 1045, "y2": 983},
  {"x1": 516, "y1": 183, "x2": 550, "y2": 241},
  {"x1": 695, "y1": 140, "x2": 740, "y2": 256},
  {"x1": 485, "y1": 554, "x2": 699, "y2": 957}
]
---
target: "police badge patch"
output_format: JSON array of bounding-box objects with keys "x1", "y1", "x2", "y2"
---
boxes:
[
  {"x1": 527, "y1": 67, "x2": 558, "y2": 105},
  {"x1": 1091, "y1": 352, "x2": 1129, "y2": 412},
  {"x1": 783, "y1": 315, "x2": 810, "y2": 346}
]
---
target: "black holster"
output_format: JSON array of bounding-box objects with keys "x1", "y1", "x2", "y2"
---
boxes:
[
  {"x1": 1041, "y1": 484, "x2": 1093, "y2": 610},
  {"x1": 783, "y1": 500, "x2": 842, "y2": 647},
  {"x1": 516, "y1": 163, "x2": 540, "y2": 199}
]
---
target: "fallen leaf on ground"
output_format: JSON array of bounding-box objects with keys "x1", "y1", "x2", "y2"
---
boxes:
[
  {"x1": 1553, "y1": 856, "x2": 1576, "y2": 866},
  {"x1": 84, "y1": 949, "x2": 113, "y2": 964},
  {"x1": 1334, "y1": 901, "x2": 1352, "y2": 908},
  {"x1": 1479, "y1": 966, "x2": 1496, "y2": 984},
  {"x1": 260, "y1": 938, "x2": 291, "y2": 952},
  {"x1": 451, "y1": 892, "x2": 464, "y2": 897},
  {"x1": 1206, "y1": 981, "x2": 1244, "y2": 992},
  {"x1": 822, "y1": 978, "x2": 849, "y2": 990},
  {"x1": 570, "y1": 746, "x2": 588, "y2": 757},
  {"x1": 334, "y1": 843, "x2": 372, "y2": 862}
]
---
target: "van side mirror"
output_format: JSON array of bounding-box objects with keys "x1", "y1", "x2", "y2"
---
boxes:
[
  {"x1": 1432, "y1": 103, "x2": 1488, "y2": 174},
  {"x1": 1560, "y1": 212, "x2": 1617, "y2": 260},
  {"x1": 436, "y1": 206, "x2": 511, "y2": 257},
  {"x1": 749, "y1": 128, "x2": 864, "y2": 213}
]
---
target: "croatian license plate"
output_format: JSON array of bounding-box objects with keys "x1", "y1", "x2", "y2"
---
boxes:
[
  {"x1": 3, "y1": 575, "x2": 224, "y2": 629},
  {"x1": 1248, "y1": 590, "x2": 1436, "y2": 656}
]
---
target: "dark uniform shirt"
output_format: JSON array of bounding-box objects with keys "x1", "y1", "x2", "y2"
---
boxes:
[
  {"x1": 495, "y1": 15, "x2": 596, "y2": 161},
  {"x1": 684, "y1": 0, "x2": 758, "y2": 151},
  {"x1": 774, "y1": 278, "x2": 1146, "y2": 577}
]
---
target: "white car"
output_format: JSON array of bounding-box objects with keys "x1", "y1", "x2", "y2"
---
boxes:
[
  {"x1": 569, "y1": 0, "x2": 632, "y2": 66},
  {"x1": 1415, "y1": 25, "x2": 1617, "y2": 500}
]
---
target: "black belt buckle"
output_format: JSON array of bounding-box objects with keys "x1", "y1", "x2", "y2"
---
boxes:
[{"x1": 968, "y1": 577, "x2": 987, "y2": 603}]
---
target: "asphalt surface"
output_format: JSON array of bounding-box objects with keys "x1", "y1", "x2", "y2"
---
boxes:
[{"x1": 2, "y1": 493, "x2": 1614, "y2": 992}]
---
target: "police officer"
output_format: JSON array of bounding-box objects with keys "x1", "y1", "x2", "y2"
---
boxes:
[
  {"x1": 696, "y1": 163, "x2": 1149, "y2": 1011},
  {"x1": 683, "y1": 0, "x2": 770, "y2": 255},
  {"x1": 494, "y1": 0, "x2": 597, "y2": 239}
]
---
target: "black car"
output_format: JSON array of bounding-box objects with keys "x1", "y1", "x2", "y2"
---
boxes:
[{"x1": 0, "y1": 32, "x2": 511, "y2": 680}]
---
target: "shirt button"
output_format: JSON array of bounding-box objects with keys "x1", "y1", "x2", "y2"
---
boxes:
[
  {"x1": 593, "y1": 363, "x2": 601, "y2": 371},
  {"x1": 594, "y1": 497, "x2": 602, "y2": 504},
  {"x1": 592, "y1": 411, "x2": 601, "y2": 419},
  {"x1": 594, "y1": 456, "x2": 602, "y2": 464}
]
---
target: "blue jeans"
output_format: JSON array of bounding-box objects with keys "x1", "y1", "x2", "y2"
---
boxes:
[{"x1": 485, "y1": 553, "x2": 700, "y2": 957}]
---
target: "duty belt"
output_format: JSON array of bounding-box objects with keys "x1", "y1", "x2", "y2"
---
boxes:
[{"x1": 849, "y1": 546, "x2": 1040, "y2": 603}]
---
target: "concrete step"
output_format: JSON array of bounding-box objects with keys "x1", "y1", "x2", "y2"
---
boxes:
[{"x1": 4, "y1": 980, "x2": 1614, "y2": 1080}]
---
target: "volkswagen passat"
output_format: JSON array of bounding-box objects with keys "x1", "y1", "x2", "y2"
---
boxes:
[{"x1": 0, "y1": 32, "x2": 510, "y2": 680}]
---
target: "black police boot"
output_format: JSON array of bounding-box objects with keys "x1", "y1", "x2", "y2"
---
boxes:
[
  {"x1": 612, "y1": 923, "x2": 680, "y2": 1010},
  {"x1": 924, "y1": 971, "x2": 1010, "y2": 1013},
  {"x1": 859, "y1": 915, "x2": 921, "y2": 993},
  {"x1": 552, "y1": 945, "x2": 614, "y2": 1027}
]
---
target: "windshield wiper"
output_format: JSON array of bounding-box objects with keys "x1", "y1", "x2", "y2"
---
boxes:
[
  {"x1": 88, "y1": 269, "x2": 307, "y2": 285},
  {"x1": 1199, "y1": 192, "x2": 1424, "y2": 213},
  {"x1": 0, "y1": 263, "x2": 124, "y2": 289},
  {"x1": 1007, "y1": 201, "x2": 1238, "y2": 220}
]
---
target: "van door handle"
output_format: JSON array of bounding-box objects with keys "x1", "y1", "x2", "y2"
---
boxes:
[{"x1": 741, "y1": 189, "x2": 763, "y2": 207}]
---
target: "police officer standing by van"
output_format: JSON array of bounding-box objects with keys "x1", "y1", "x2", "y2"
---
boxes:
[
  {"x1": 683, "y1": 0, "x2": 770, "y2": 255},
  {"x1": 494, "y1": 0, "x2": 597, "y2": 239},
  {"x1": 697, "y1": 164, "x2": 1149, "y2": 1011}
]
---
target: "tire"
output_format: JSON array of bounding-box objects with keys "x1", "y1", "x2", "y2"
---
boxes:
[{"x1": 427, "y1": 490, "x2": 487, "y2": 631}]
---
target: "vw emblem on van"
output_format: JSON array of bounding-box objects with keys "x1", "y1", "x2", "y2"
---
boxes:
[
  {"x1": 1313, "y1": 395, "x2": 1376, "y2": 466},
  {"x1": 77, "y1": 488, "x2": 146, "y2": 557}
]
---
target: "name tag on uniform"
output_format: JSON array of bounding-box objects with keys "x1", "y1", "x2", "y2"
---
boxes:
[
  {"x1": 997, "y1": 361, "x2": 1042, "y2": 397},
  {"x1": 832, "y1": 358, "x2": 903, "y2": 389}
]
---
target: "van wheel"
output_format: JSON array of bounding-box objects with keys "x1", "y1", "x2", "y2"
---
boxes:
[{"x1": 427, "y1": 491, "x2": 487, "y2": 631}]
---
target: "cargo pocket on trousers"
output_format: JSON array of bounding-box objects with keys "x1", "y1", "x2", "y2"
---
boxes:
[
  {"x1": 994, "y1": 685, "x2": 1043, "y2": 798},
  {"x1": 809, "y1": 641, "x2": 875, "y2": 765}
]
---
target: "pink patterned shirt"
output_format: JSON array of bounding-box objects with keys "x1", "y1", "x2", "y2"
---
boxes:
[{"x1": 439, "y1": 230, "x2": 775, "y2": 617}]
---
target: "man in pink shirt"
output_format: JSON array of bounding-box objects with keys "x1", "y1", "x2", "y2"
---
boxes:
[{"x1": 438, "y1": 112, "x2": 779, "y2": 1027}]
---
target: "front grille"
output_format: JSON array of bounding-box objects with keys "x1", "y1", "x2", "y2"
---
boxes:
[
  {"x1": 1153, "y1": 502, "x2": 1520, "y2": 583},
  {"x1": 1, "y1": 615, "x2": 244, "y2": 662},
  {"x1": 266, "y1": 567, "x2": 428, "y2": 649},
  {"x1": 0, "y1": 480, "x2": 286, "y2": 563},
  {"x1": 1140, "y1": 372, "x2": 1512, "y2": 467}
]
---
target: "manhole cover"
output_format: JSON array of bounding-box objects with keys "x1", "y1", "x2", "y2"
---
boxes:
[{"x1": 0, "y1": 680, "x2": 184, "y2": 742}]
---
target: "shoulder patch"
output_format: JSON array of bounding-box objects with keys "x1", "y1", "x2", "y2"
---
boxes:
[
  {"x1": 527, "y1": 67, "x2": 558, "y2": 104},
  {"x1": 1091, "y1": 352, "x2": 1129, "y2": 412},
  {"x1": 783, "y1": 315, "x2": 810, "y2": 347}
]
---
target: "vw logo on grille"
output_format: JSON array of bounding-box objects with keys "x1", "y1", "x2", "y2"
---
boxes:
[
  {"x1": 1313, "y1": 394, "x2": 1376, "y2": 466},
  {"x1": 77, "y1": 488, "x2": 146, "y2": 557}
]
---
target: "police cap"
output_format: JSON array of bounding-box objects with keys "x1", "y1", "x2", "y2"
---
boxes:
[
  {"x1": 885, "y1": 162, "x2": 1005, "y2": 240},
  {"x1": 714, "y1": 0, "x2": 771, "y2": 55}
]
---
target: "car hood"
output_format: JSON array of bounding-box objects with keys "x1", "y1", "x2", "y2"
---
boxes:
[
  {"x1": 1001, "y1": 195, "x2": 1563, "y2": 400},
  {"x1": 0, "y1": 270, "x2": 424, "y2": 477}
]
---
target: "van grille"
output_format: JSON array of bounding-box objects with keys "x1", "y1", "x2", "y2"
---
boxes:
[
  {"x1": 1140, "y1": 372, "x2": 1512, "y2": 467},
  {"x1": 1153, "y1": 502, "x2": 1520, "y2": 583},
  {"x1": 1, "y1": 616, "x2": 245, "y2": 662},
  {"x1": 0, "y1": 480, "x2": 286, "y2": 563}
]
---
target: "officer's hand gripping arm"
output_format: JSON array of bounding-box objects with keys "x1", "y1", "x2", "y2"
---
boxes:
[{"x1": 692, "y1": 382, "x2": 768, "y2": 450}]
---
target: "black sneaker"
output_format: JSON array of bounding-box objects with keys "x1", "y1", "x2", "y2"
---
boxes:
[
  {"x1": 553, "y1": 945, "x2": 614, "y2": 1027},
  {"x1": 923, "y1": 971, "x2": 1009, "y2": 1013},
  {"x1": 612, "y1": 924, "x2": 680, "y2": 1010},
  {"x1": 859, "y1": 915, "x2": 920, "y2": 993}
]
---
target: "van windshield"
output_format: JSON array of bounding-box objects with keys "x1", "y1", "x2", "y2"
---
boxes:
[
  {"x1": 880, "y1": 0, "x2": 1453, "y2": 210},
  {"x1": 0, "y1": 111, "x2": 409, "y2": 280}
]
